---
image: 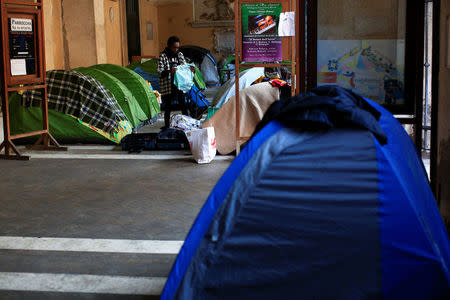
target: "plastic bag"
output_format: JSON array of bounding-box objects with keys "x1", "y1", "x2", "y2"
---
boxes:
[
  {"x1": 186, "y1": 127, "x2": 216, "y2": 164},
  {"x1": 170, "y1": 114, "x2": 202, "y2": 132},
  {"x1": 174, "y1": 63, "x2": 195, "y2": 92},
  {"x1": 278, "y1": 12, "x2": 295, "y2": 36}
]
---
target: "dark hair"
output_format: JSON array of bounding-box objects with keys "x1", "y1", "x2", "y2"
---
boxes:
[{"x1": 167, "y1": 36, "x2": 180, "y2": 46}]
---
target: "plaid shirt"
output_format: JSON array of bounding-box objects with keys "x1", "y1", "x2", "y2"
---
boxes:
[
  {"x1": 22, "y1": 70, "x2": 127, "y2": 135},
  {"x1": 157, "y1": 50, "x2": 186, "y2": 96}
]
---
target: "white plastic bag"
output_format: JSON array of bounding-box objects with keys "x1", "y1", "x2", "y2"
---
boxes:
[
  {"x1": 186, "y1": 127, "x2": 216, "y2": 164},
  {"x1": 278, "y1": 12, "x2": 295, "y2": 36},
  {"x1": 174, "y1": 63, "x2": 195, "y2": 92},
  {"x1": 170, "y1": 114, "x2": 201, "y2": 132}
]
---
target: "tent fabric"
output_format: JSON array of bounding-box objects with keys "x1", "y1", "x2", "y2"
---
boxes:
[
  {"x1": 253, "y1": 84, "x2": 387, "y2": 144},
  {"x1": 21, "y1": 69, "x2": 128, "y2": 135},
  {"x1": 127, "y1": 59, "x2": 207, "y2": 91},
  {"x1": 200, "y1": 54, "x2": 220, "y2": 87},
  {"x1": 9, "y1": 93, "x2": 129, "y2": 144},
  {"x1": 219, "y1": 55, "x2": 236, "y2": 83},
  {"x1": 75, "y1": 67, "x2": 148, "y2": 128},
  {"x1": 202, "y1": 82, "x2": 280, "y2": 155},
  {"x1": 92, "y1": 64, "x2": 160, "y2": 120},
  {"x1": 126, "y1": 58, "x2": 159, "y2": 74},
  {"x1": 133, "y1": 67, "x2": 161, "y2": 93},
  {"x1": 213, "y1": 67, "x2": 265, "y2": 108},
  {"x1": 161, "y1": 86, "x2": 450, "y2": 299},
  {"x1": 180, "y1": 45, "x2": 220, "y2": 87},
  {"x1": 371, "y1": 99, "x2": 450, "y2": 298}
]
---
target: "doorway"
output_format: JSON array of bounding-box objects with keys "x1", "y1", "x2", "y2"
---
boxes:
[{"x1": 126, "y1": 0, "x2": 141, "y2": 63}]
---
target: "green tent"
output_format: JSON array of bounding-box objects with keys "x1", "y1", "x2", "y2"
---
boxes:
[
  {"x1": 10, "y1": 69, "x2": 134, "y2": 144},
  {"x1": 75, "y1": 67, "x2": 148, "y2": 128},
  {"x1": 8, "y1": 93, "x2": 117, "y2": 144},
  {"x1": 126, "y1": 58, "x2": 158, "y2": 74},
  {"x1": 92, "y1": 64, "x2": 160, "y2": 119}
]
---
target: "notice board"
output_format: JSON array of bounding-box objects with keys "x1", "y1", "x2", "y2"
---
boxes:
[
  {"x1": 2, "y1": 7, "x2": 43, "y2": 85},
  {"x1": 241, "y1": 2, "x2": 282, "y2": 62}
]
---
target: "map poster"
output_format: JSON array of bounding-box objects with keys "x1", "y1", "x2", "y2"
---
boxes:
[
  {"x1": 317, "y1": 40, "x2": 405, "y2": 106},
  {"x1": 241, "y1": 3, "x2": 282, "y2": 62}
]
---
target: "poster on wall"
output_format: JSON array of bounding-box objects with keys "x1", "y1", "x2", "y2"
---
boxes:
[
  {"x1": 193, "y1": 0, "x2": 235, "y2": 26},
  {"x1": 317, "y1": 40, "x2": 405, "y2": 107},
  {"x1": 241, "y1": 3, "x2": 282, "y2": 62},
  {"x1": 8, "y1": 17, "x2": 36, "y2": 76}
]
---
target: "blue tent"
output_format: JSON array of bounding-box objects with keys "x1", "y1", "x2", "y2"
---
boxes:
[{"x1": 162, "y1": 86, "x2": 450, "y2": 300}]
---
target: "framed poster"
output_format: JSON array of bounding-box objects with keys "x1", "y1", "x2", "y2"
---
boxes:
[
  {"x1": 241, "y1": 2, "x2": 282, "y2": 62},
  {"x1": 193, "y1": 0, "x2": 235, "y2": 27},
  {"x1": 317, "y1": 39, "x2": 406, "y2": 107},
  {"x1": 2, "y1": 7, "x2": 43, "y2": 85}
]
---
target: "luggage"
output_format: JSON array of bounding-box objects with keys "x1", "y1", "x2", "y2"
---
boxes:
[
  {"x1": 156, "y1": 128, "x2": 190, "y2": 150},
  {"x1": 185, "y1": 85, "x2": 210, "y2": 119},
  {"x1": 121, "y1": 128, "x2": 189, "y2": 152},
  {"x1": 121, "y1": 132, "x2": 158, "y2": 153}
]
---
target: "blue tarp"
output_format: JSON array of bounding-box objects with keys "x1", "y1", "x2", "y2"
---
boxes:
[{"x1": 162, "y1": 86, "x2": 450, "y2": 300}]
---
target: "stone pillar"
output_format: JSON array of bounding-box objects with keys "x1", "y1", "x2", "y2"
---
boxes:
[
  {"x1": 61, "y1": 0, "x2": 124, "y2": 69},
  {"x1": 436, "y1": 0, "x2": 450, "y2": 226}
]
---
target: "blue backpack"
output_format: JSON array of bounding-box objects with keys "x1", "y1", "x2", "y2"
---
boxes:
[{"x1": 185, "y1": 85, "x2": 210, "y2": 119}]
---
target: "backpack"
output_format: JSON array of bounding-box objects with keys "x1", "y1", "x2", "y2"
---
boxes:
[{"x1": 185, "y1": 85, "x2": 210, "y2": 119}]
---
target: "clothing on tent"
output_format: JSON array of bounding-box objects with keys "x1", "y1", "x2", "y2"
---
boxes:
[
  {"x1": 174, "y1": 64, "x2": 195, "y2": 92},
  {"x1": 9, "y1": 93, "x2": 130, "y2": 144},
  {"x1": 253, "y1": 85, "x2": 387, "y2": 144},
  {"x1": 278, "y1": 12, "x2": 295, "y2": 36},
  {"x1": 269, "y1": 79, "x2": 289, "y2": 87},
  {"x1": 202, "y1": 82, "x2": 280, "y2": 155},
  {"x1": 22, "y1": 70, "x2": 127, "y2": 135},
  {"x1": 158, "y1": 48, "x2": 187, "y2": 96}
]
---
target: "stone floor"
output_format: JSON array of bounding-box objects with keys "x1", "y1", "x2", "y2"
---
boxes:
[{"x1": 0, "y1": 140, "x2": 232, "y2": 298}]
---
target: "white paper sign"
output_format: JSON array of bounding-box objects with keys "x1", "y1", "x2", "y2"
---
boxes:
[
  {"x1": 10, "y1": 59, "x2": 27, "y2": 76},
  {"x1": 10, "y1": 18, "x2": 32, "y2": 32}
]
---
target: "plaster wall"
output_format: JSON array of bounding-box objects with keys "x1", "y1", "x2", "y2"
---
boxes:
[
  {"x1": 318, "y1": 0, "x2": 406, "y2": 40},
  {"x1": 43, "y1": 0, "x2": 65, "y2": 70},
  {"x1": 61, "y1": 0, "x2": 98, "y2": 69},
  {"x1": 437, "y1": 0, "x2": 450, "y2": 222},
  {"x1": 157, "y1": 1, "x2": 217, "y2": 57},
  {"x1": 139, "y1": 0, "x2": 159, "y2": 57}
]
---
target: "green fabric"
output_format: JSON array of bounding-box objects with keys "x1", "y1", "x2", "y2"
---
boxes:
[
  {"x1": 22, "y1": 70, "x2": 127, "y2": 135},
  {"x1": 206, "y1": 107, "x2": 219, "y2": 121},
  {"x1": 194, "y1": 67, "x2": 207, "y2": 90},
  {"x1": 9, "y1": 93, "x2": 107, "y2": 142},
  {"x1": 92, "y1": 64, "x2": 160, "y2": 119},
  {"x1": 75, "y1": 67, "x2": 147, "y2": 128},
  {"x1": 126, "y1": 59, "x2": 158, "y2": 75},
  {"x1": 126, "y1": 60, "x2": 142, "y2": 71}
]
